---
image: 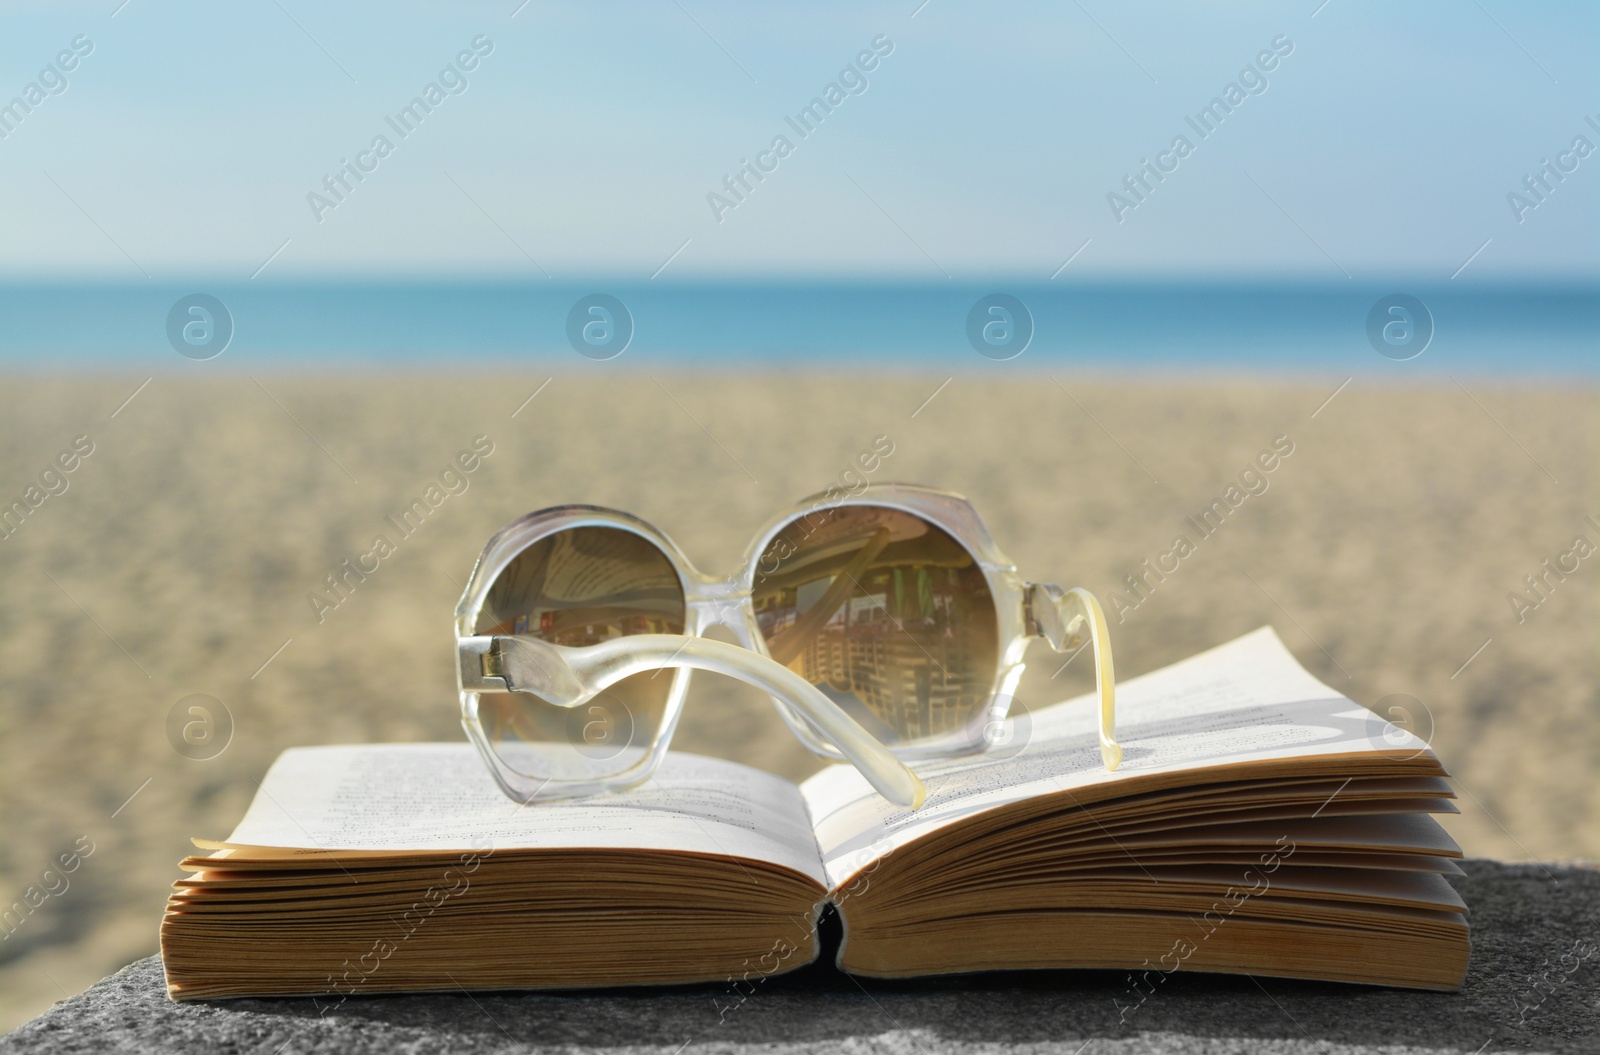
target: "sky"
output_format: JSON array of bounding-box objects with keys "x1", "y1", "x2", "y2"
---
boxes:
[{"x1": 0, "y1": 0, "x2": 1596, "y2": 282}]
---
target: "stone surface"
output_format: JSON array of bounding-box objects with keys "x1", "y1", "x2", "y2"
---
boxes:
[{"x1": 3, "y1": 861, "x2": 1597, "y2": 1055}]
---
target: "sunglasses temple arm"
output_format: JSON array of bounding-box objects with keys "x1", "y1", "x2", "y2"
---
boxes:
[
  {"x1": 462, "y1": 633, "x2": 926, "y2": 810},
  {"x1": 1030, "y1": 584, "x2": 1121, "y2": 771}
]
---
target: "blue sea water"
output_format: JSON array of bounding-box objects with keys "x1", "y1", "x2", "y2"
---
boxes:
[{"x1": 0, "y1": 281, "x2": 1593, "y2": 376}]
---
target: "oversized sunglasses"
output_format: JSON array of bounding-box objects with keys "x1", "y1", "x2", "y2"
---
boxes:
[{"x1": 455, "y1": 484, "x2": 1118, "y2": 809}]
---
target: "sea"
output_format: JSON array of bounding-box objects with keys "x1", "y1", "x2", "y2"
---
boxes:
[{"x1": 0, "y1": 281, "x2": 1593, "y2": 376}]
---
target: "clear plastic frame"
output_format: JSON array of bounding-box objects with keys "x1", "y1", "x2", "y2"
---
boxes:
[{"x1": 455, "y1": 483, "x2": 1118, "y2": 808}]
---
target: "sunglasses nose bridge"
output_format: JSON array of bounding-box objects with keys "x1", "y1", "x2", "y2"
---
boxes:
[{"x1": 683, "y1": 576, "x2": 759, "y2": 647}]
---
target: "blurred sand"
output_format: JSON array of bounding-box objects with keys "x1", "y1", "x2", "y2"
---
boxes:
[{"x1": 0, "y1": 373, "x2": 1595, "y2": 1029}]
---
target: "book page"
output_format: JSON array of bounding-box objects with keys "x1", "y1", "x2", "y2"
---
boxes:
[
  {"x1": 223, "y1": 744, "x2": 828, "y2": 887},
  {"x1": 801, "y1": 626, "x2": 1434, "y2": 889}
]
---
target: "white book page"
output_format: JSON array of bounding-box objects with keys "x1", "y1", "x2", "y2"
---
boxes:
[
  {"x1": 224, "y1": 744, "x2": 828, "y2": 887},
  {"x1": 802, "y1": 626, "x2": 1430, "y2": 890}
]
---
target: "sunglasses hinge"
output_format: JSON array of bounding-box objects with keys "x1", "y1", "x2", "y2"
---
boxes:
[
  {"x1": 458, "y1": 634, "x2": 509, "y2": 692},
  {"x1": 482, "y1": 646, "x2": 506, "y2": 679},
  {"x1": 1027, "y1": 582, "x2": 1087, "y2": 652}
]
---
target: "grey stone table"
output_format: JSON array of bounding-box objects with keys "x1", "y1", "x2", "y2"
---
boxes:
[{"x1": 4, "y1": 861, "x2": 1596, "y2": 1055}]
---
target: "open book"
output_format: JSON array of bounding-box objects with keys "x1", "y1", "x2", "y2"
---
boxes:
[{"x1": 160, "y1": 628, "x2": 1468, "y2": 999}]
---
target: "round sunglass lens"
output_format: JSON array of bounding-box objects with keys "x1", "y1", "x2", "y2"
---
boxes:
[
  {"x1": 473, "y1": 525, "x2": 686, "y2": 782},
  {"x1": 750, "y1": 506, "x2": 999, "y2": 745}
]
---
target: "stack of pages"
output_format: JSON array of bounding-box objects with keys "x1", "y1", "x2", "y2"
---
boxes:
[{"x1": 161, "y1": 628, "x2": 1468, "y2": 998}]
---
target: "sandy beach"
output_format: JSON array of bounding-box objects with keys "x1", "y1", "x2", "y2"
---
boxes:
[{"x1": 0, "y1": 373, "x2": 1594, "y2": 1029}]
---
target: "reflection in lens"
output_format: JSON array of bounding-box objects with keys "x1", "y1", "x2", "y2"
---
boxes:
[
  {"x1": 473, "y1": 526, "x2": 686, "y2": 782},
  {"x1": 751, "y1": 506, "x2": 998, "y2": 745}
]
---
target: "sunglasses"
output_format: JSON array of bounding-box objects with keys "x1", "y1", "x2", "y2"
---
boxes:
[{"x1": 455, "y1": 484, "x2": 1118, "y2": 809}]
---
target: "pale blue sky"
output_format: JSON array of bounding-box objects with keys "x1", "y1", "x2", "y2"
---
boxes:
[{"x1": 1, "y1": 0, "x2": 1595, "y2": 280}]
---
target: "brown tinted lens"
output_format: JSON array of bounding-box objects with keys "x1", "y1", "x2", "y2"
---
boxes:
[
  {"x1": 750, "y1": 506, "x2": 998, "y2": 745},
  {"x1": 473, "y1": 525, "x2": 686, "y2": 780}
]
